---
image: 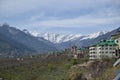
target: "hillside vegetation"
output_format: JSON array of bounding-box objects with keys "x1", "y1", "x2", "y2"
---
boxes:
[{"x1": 0, "y1": 53, "x2": 117, "y2": 80}]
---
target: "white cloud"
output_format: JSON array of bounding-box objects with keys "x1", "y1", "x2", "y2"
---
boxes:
[
  {"x1": 0, "y1": 0, "x2": 120, "y2": 34},
  {"x1": 0, "y1": 0, "x2": 112, "y2": 17},
  {"x1": 24, "y1": 14, "x2": 120, "y2": 29},
  {"x1": 28, "y1": 13, "x2": 45, "y2": 21}
]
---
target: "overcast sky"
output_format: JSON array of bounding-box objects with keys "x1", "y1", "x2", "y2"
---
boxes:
[{"x1": 0, "y1": 0, "x2": 120, "y2": 35}]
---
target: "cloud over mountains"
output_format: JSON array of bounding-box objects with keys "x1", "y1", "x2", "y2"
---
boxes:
[{"x1": 0, "y1": 0, "x2": 120, "y2": 34}]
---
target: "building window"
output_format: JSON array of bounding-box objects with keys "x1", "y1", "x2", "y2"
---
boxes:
[
  {"x1": 106, "y1": 52, "x2": 108, "y2": 54},
  {"x1": 105, "y1": 48, "x2": 108, "y2": 50},
  {"x1": 109, "y1": 48, "x2": 112, "y2": 50},
  {"x1": 116, "y1": 40, "x2": 119, "y2": 43},
  {"x1": 109, "y1": 45, "x2": 112, "y2": 47},
  {"x1": 113, "y1": 52, "x2": 115, "y2": 53}
]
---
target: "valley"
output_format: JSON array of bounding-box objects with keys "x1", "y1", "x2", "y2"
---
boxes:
[{"x1": 0, "y1": 24, "x2": 120, "y2": 80}]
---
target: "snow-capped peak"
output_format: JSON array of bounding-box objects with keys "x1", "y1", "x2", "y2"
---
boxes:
[
  {"x1": 30, "y1": 31, "x2": 40, "y2": 37},
  {"x1": 30, "y1": 31, "x2": 108, "y2": 44},
  {"x1": 30, "y1": 32, "x2": 82, "y2": 43},
  {"x1": 81, "y1": 31, "x2": 108, "y2": 40}
]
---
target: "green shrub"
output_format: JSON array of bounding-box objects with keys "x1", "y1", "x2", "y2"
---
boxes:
[
  {"x1": 71, "y1": 59, "x2": 78, "y2": 65},
  {"x1": 65, "y1": 63, "x2": 71, "y2": 70},
  {"x1": 47, "y1": 64, "x2": 55, "y2": 71}
]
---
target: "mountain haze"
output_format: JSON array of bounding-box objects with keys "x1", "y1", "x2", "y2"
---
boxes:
[
  {"x1": 0, "y1": 24, "x2": 119, "y2": 56},
  {"x1": 0, "y1": 24, "x2": 57, "y2": 56}
]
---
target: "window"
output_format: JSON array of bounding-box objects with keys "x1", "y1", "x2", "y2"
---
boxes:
[
  {"x1": 102, "y1": 48, "x2": 104, "y2": 50},
  {"x1": 116, "y1": 40, "x2": 119, "y2": 43},
  {"x1": 109, "y1": 45, "x2": 112, "y2": 47},
  {"x1": 101, "y1": 45, "x2": 104, "y2": 47},
  {"x1": 109, "y1": 48, "x2": 112, "y2": 50},
  {"x1": 113, "y1": 51, "x2": 115, "y2": 53},
  {"x1": 105, "y1": 52, "x2": 108, "y2": 54},
  {"x1": 105, "y1": 48, "x2": 108, "y2": 50}
]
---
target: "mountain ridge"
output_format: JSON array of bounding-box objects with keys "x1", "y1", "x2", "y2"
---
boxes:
[
  {"x1": 0, "y1": 24, "x2": 58, "y2": 56},
  {"x1": 58, "y1": 27, "x2": 120, "y2": 49},
  {"x1": 30, "y1": 31, "x2": 108, "y2": 44}
]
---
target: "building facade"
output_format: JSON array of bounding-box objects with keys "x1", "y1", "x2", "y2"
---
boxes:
[
  {"x1": 70, "y1": 46, "x2": 89, "y2": 59},
  {"x1": 77, "y1": 47, "x2": 89, "y2": 59},
  {"x1": 89, "y1": 45, "x2": 97, "y2": 59},
  {"x1": 111, "y1": 30, "x2": 120, "y2": 58},
  {"x1": 89, "y1": 40, "x2": 118, "y2": 60}
]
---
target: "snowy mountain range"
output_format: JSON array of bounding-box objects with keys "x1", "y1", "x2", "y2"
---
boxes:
[
  {"x1": 0, "y1": 23, "x2": 119, "y2": 56},
  {"x1": 30, "y1": 31, "x2": 108, "y2": 44}
]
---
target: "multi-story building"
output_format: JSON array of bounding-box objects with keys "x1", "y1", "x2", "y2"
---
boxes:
[
  {"x1": 89, "y1": 45, "x2": 97, "y2": 59},
  {"x1": 70, "y1": 46, "x2": 89, "y2": 59},
  {"x1": 76, "y1": 47, "x2": 89, "y2": 59},
  {"x1": 89, "y1": 40, "x2": 118, "y2": 60},
  {"x1": 111, "y1": 30, "x2": 120, "y2": 58}
]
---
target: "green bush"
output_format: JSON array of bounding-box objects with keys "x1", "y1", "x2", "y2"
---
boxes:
[
  {"x1": 71, "y1": 59, "x2": 78, "y2": 65},
  {"x1": 47, "y1": 64, "x2": 55, "y2": 71},
  {"x1": 65, "y1": 63, "x2": 71, "y2": 70}
]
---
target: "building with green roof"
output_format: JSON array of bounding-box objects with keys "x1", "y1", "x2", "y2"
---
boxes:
[
  {"x1": 89, "y1": 40, "x2": 118, "y2": 60},
  {"x1": 97, "y1": 40, "x2": 116, "y2": 46},
  {"x1": 76, "y1": 47, "x2": 89, "y2": 59}
]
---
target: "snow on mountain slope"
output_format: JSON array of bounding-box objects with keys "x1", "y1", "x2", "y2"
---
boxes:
[
  {"x1": 30, "y1": 32, "x2": 82, "y2": 43},
  {"x1": 30, "y1": 31, "x2": 108, "y2": 44},
  {"x1": 81, "y1": 31, "x2": 107, "y2": 40}
]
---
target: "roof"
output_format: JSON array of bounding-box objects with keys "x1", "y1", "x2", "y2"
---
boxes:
[
  {"x1": 90, "y1": 45, "x2": 96, "y2": 47},
  {"x1": 97, "y1": 40, "x2": 116, "y2": 46},
  {"x1": 79, "y1": 48, "x2": 86, "y2": 50}
]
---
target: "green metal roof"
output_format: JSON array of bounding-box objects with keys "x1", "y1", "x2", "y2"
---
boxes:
[
  {"x1": 97, "y1": 40, "x2": 116, "y2": 46},
  {"x1": 79, "y1": 48, "x2": 85, "y2": 50}
]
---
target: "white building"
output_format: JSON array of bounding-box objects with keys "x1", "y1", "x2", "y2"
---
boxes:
[
  {"x1": 89, "y1": 46, "x2": 97, "y2": 59},
  {"x1": 111, "y1": 30, "x2": 120, "y2": 58},
  {"x1": 89, "y1": 40, "x2": 118, "y2": 60}
]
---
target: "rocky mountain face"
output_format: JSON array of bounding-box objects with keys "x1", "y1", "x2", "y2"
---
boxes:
[
  {"x1": 0, "y1": 24, "x2": 57, "y2": 56},
  {"x1": 0, "y1": 32, "x2": 33, "y2": 56}
]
